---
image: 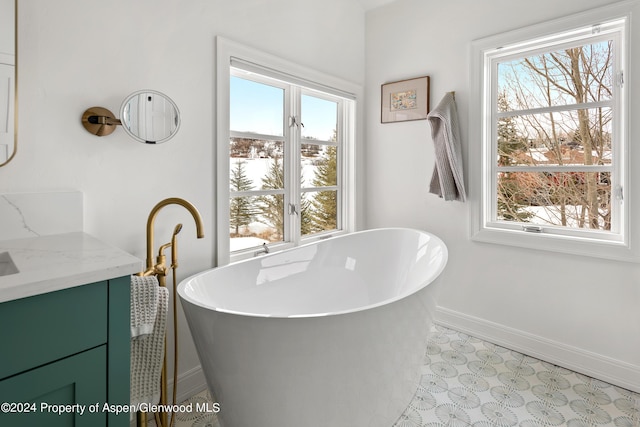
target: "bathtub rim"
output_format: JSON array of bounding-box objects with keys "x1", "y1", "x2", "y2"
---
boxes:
[{"x1": 177, "y1": 227, "x2": 448, "y2": 319}]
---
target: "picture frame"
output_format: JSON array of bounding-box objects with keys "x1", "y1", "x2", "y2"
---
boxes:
[{"x1": 381, "y1": 76, "x2": 430, "y2": 123}]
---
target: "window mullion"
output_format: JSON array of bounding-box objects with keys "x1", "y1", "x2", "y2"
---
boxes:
[
  {"x1": 286, "y1": 86, "x2": 301, "y2": 245},
  {"x1": 609, "y1": 28, "x2": 624, "y2": 236},
  {"x1": 230, "y1": 130, "x2": 285, "y2": 142},
  {"x1": 496, "y1": 100, "x2": 614, "y2": 119},
  {"x1": 488, "y1": 60, "x2": 500, "y2": 229},
  {"x1": 336, "y1": 99, "x2": 344, "y2": 231},
  {"x1": 497, "y1": 165, "x2": 613, "y2": 173}
]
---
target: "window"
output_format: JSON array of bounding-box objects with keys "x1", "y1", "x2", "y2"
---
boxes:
[
  {"x1": 469, "y1": 3, "x2": 636, "y2": 261},
  {"x1": 217, "y1": 38, "x2": 360, "y2": 264}
]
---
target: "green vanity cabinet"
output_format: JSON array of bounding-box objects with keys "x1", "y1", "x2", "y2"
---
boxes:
[{"x1": 0, "y1": 276, "x2": 131, "y2": 427}]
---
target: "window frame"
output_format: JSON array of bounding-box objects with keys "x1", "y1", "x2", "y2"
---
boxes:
[
  {"x1": 469, "y1": 2, "x2": 637, "y2": 262},
  {"x1": 216, "y1": 37, "x2": 362, "y2": 265}
]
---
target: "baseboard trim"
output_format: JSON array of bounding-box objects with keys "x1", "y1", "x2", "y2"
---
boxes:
[
  {"x1": 435, "y1": 306, "x2": 640, "y2": 393},
  {"x1": 171, "y1": 365, "x2": 208, "y2": 404}
]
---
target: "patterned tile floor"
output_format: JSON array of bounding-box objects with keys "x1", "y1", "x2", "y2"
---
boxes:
[{"x1": 172, "y1": 326, "x2": 639, "y2": 427}]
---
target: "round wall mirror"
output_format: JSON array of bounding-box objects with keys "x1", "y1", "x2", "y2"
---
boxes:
[{"x1": 119, "y1": 90, "x2": 180, "y2": 144}]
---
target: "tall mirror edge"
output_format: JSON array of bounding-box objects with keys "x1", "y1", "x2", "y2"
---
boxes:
[{"x1": 0, "y1": 0, "x2": 17, "y2": 167}]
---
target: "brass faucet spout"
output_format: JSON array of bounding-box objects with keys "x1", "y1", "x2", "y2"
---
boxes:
[{"x1": 145, "y1": 197, "x2": 204, "y2": 271}]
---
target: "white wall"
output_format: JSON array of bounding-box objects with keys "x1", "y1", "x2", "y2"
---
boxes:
[
  {"x1": 365, "y1": 0, "x2": 640, "y2": 391},
  {"x1": 1, "y1": 0, "x2": 365, "y2": 398}
]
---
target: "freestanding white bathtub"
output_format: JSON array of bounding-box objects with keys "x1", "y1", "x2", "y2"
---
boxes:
[{"x1": 178, "y1": 228, "x2": 448, "y2": 427}]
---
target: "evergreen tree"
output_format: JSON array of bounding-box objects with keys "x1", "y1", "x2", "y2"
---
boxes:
[
  {"x1": 260, "y1": 155, "x2": 314, "y2": 239},
  {"x1": 496, "y1": 93, "x2": 533, "y2": 222},
  {"x1": 497, "y1": 92, "x2": 528, "y2": 166},
  {"x1": 307, "y1": 145, "x2": 338, "y2": 232},
  {"x1": 299, "y1": 191, "x2": 313, "y2": 236},
  {"x1": 229, "y1": 160, "x2": 256, "y2": 235},
  {"x1": 259, "y1": 156, "x2": 285, "y2": 240}
]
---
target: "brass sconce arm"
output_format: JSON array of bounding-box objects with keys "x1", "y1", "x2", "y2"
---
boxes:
[
  {"x1": 81, "y1": 106, "x2": 121, "y2": 136},
  {"x1": 86, "y1": 114, "x2": 122, "y2": 126}
]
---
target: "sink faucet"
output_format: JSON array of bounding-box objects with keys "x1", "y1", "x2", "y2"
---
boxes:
[{"x1": 144, "y1": 197, "x2": 205, "y2": 274}]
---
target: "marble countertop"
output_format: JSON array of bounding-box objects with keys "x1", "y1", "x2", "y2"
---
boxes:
[{"x1": 0, "y1": 232, "x2": 142, "y2": 303}]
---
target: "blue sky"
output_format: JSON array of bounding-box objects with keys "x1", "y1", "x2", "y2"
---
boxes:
[{"x1": 230, "y1": 76, "x2": 337, "y2": 141}]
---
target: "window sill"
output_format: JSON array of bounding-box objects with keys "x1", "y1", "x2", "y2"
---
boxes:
[
  {"x1": 471, "y1": 226, "x2": 638, "y2": 263},
  {"x1": 229, "y1": 230, "x2": 348, "y2": 264}
]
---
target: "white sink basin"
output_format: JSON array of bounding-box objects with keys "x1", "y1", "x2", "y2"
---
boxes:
[{"x1": 0, "y1": 251, "x2": 19, "y2": 276}]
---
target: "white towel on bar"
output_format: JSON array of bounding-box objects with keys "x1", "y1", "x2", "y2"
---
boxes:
[
  {"x1": 130, "y1": 277, "x2": 168, "y2": 407},
  {"x1": 427, "y1": 92, "x2": 467, "y2": 202},
  {"x1": 130, "y1": 275, "x2": 159, "y2": 338}
]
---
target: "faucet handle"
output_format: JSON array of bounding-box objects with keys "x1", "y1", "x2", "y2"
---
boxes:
[{"x1": 254, "y1": 243, "x2": 270, "y2": 257}]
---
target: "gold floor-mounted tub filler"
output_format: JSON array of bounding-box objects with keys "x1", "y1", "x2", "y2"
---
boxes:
[{"x1": 136, "y1": 197, "x2": 204, "y2": 427}]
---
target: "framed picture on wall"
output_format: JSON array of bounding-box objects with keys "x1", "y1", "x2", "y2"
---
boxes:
[{"x1": 381, "y1": 76, "x2": 430, "y2": 123}]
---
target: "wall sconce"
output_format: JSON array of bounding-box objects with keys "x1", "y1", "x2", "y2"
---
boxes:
[{"x1": 81, "y1": 90, "x2": 181, "y2": 144}]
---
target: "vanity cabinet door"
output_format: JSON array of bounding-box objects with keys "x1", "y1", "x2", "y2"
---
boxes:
[{"x1": 0, "y1": 346, "x2": 107, "y2": 426}]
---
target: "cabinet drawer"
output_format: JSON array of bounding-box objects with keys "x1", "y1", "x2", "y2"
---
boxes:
[{"x1": 0, "y1": 281, "x2": 108, "y2": 380}]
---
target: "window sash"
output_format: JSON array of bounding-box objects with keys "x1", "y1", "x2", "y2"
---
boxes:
[
  {"x1": 484, "y1": 20, "x2": 625, "y2": 66},
  {"x1": 226, "y1": 66, "x2": 349, "y2": 259},
  {"x1": 230, "y1": 57, "x2": 356, "y2": 101},
  {"x1": 469, "y1": 3, "x2": 634, "y2": 261},
  {"x1": 485, "y1": 25, "x2": 623, "y2": 236},
  {"x1": 217, "y1": 38, "x2": 362, "y2": 266}
]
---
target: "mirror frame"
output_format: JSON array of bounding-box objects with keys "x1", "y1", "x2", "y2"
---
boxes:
[
  {"x1": 0, "y1": 0, "x2": 17, "y2": 167},
  {"x1": 119, "y1": 90, "x2": 181, "y2": 144}
]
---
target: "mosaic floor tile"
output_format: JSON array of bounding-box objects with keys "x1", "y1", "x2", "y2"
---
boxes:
[
  {"x1": 396, "y1": 326, "x2": 639, "y2": 427},
  {"x1": 169, "y1": 326, "x2": 639, "y2": 427}
]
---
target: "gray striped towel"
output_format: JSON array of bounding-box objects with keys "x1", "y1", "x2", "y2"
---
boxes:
[
  {"x1": 130, "y1": 275, "x2": 159, "y2": 338},
  {"x1": 130, "y1": 275, "x2": 168, "y2": 407},
  {"x1": 427, "y1": 92, "x2": 467, "y2": 202}
]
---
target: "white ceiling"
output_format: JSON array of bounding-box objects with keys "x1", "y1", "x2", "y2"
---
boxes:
[{"x1": 357, "y1": 0, "x2": 398, "y2": 11}]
